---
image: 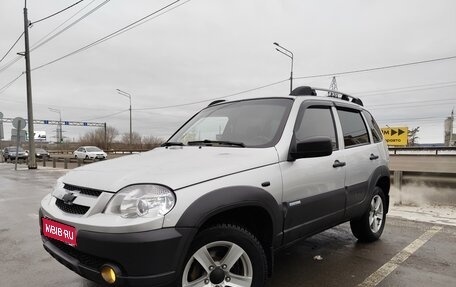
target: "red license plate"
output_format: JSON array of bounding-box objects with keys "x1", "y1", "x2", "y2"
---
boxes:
[{"x1": 42, "y1": 218, "x2": 77, "y2": 246}]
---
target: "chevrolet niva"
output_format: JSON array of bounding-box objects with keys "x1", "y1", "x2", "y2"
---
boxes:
[{"x1": 40, "y1": 86, "x2": 390, "y2": 287}]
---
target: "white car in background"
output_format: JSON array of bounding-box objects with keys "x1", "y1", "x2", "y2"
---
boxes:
[{"x1": 73, "y1": 146, "x2": 107, "y2": 160}]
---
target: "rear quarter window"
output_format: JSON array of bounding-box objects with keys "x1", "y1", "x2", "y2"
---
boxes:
[{"x1": 362, "y1": 110, "x2": 383, "y2": 143}]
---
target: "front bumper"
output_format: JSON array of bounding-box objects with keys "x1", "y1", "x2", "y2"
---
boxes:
[{"x1": 39, "y1": 209, "x2": 196, "y2": 287}]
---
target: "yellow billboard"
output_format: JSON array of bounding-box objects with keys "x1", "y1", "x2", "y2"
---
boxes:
[{"x1": 381, "y1": 127, "x2": 408, "y2": 146}]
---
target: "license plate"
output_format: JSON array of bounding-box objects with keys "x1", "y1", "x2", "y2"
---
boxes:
[{"x1": 42, "y1": 218, "x2": 77, "y2": 246}]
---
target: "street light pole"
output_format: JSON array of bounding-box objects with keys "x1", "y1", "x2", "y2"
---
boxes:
[
  {"x1": 48, "y1": 108, "x2": 62, "y2": 143},
  {"x1": 116, "y1": 89, "x2": 132, "y2": 146},
  {"x1": 273, "y1": 42, "x2": 294, "y2": 94}
]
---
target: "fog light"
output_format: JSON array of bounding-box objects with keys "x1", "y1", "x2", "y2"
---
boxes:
[{"x1": 100, "y1": 265, "x2": 117, "y2": 284}]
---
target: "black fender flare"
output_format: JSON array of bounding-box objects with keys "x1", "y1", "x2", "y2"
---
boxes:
[
  {"x1": 346, "y1": 165, "x2": 390, "y2": 220},
  {"x1": 366, "y1": 165, "x2": 391, "y2": 210},
  {"x1": 176, "y1": 185, "x2": 283, "y2": 241}
]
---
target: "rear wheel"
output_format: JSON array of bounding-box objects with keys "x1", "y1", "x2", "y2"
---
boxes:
[
  {"x1": 350, "y1": 186, "x2": 386, "y2": 242},
  {"x1": 181, "y1": 224, "x2": 267, "y2": 287}
]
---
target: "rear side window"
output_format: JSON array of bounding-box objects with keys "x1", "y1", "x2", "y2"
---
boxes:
[
  {"x1": 337, "y1": 109, "x2": 369, "y2": 147},
  {"x1": 295, "y1": 107, "x2": 338, "y2": 150},
  {"x1": 362, "y1": 110, "x2": 383, "y2": 143}
]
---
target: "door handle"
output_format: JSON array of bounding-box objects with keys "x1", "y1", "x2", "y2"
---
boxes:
[
  {"x1": 370, "y1": 153, "x2": 379, "y2": 160},
  {"x1": 333, "y1": 160, "x2": 346, "y2": 168}
]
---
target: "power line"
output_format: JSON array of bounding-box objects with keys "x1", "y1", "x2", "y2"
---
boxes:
[
  {"x1": 377, "y1": 116, "x2": 446, "y2": 123},
  {"x1": 0, "y1": 32, "x2": 24, "y2": 64},
  {"x1": 31, "y1": 0, "x2": 85, "y2": 25},
  {"x1": 134, "y1": 78, "x2": 289, "y2": 111},
  {"x1": 31, "y1": 0, "x2": 110, "y2": 52},
  {"x1": 83, "y1": 109, "x2": 129, "y2": 121},
  {"x1": 370, "y1": 101, "x2": 456, "y2": 111},
  {"x1": 32, "y1": 0, "x2": 187, "y2": 71},
  {"x1": 0, "y1": 0, "x2": 107, "y2": 75},
  {"x1": 353, "y1": 81, "x2": 456, "y2": 96},
  {"x1": 0, "y1": 56, "x2": 22, "y2": 74},
  {"x1": 295, "y1": 55, "x2": 456, "y2": 80},
  {"x1": 0, "y1": 73, "x2": 24, "y2": 94},
  {"x1": 369, "y1": 97, "x2": 456, "y2": 108}
]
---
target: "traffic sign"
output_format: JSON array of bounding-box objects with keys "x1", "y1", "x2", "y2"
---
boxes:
[
  {"x1": 12, "y1": 117, "x2": 26, "y2": 130},
  {"x1": 381, "y1": 127, "x2": 408, "y2": 146},
  {"x1": 44, "y1": 120, "x2": 49, "y2": 124}
]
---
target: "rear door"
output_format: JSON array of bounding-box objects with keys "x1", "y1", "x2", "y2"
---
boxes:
[
  {"x1": 281, "y1": 101, "x2": 346, "y2": 244},
  {"x1": 335, "y1": 107, "x2": 381, "y2": 216}
]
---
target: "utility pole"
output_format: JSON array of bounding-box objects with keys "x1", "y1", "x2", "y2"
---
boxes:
[
  {"x1": 23, "y1": 0, "x2": 36, "y2": 169},
  {"x1": 116, "y1": 89, "x2": 132, "y2": 147}
]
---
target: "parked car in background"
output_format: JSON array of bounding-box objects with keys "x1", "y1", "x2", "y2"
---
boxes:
[
  {"x1": 73, "y1": 146, "x2": 107, "y2": 160},
  {"x1": 35, "y1": 148, "x2": 50, "y2": 159},
  {"x1": 2, "y1": 146, "x2": 28, "y2": 161},
  {"x1": 25, "y1": 148, "x2": 50, "y2": 159}
]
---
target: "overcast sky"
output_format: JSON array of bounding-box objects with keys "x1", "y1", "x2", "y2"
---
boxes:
[{"x1": 1, "y1": 0, "x2": 455, "y2": 144}]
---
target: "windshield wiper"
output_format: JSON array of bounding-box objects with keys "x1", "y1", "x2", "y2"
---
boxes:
[
  {"x1": 187, "y1": 140, "x2": 245, "y2": 147},
  {"x1": 161, "y1": 142, "x2": 184, "y2": 147}
]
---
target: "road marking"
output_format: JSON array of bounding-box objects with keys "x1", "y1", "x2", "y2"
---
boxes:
[{"x1": 358, "y1": 225, "x2": 443, "y2": 287}]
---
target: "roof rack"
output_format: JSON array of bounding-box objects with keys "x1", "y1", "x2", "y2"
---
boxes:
[{"x1": 290, "y1": 86, "x2": 363, "y2": 106}]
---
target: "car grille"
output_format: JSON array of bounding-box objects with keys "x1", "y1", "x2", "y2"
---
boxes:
[
  {"x1": 49, "y1": 238, "x2": 106, "y2": 270},
  {"x1": 55, "y1": 199, "x2": 90, "y2": 215},
  {"x1": 64, "y1": 184, "x2": 103, "y2": 197}
]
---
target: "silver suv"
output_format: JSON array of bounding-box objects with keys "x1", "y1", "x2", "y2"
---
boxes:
[{"x1": 39, "y1": 86, "x2": 390, "y2": 287}]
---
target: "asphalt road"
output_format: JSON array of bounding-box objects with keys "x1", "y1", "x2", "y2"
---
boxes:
[{"x1": 0, "y1": 164, "x2": 455, "y2": 287}]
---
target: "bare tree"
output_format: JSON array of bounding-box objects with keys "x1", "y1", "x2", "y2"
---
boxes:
[
  {"x1": 79, "y1": 126, "x2": 119, "y2": 149},
  {"x1": 143, "y1": 135, "x2": 165, "y2": 150},
  {"x1": 407, "y1": 126, "x2": 420, "y2": 146},
  {"x1": 121, "y1": 132, "x2": 142, "y2": 147}
]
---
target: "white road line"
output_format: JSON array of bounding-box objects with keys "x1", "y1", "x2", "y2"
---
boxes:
[{"x1": 358, "y1": 225, "x2": 443, "y2": 287}]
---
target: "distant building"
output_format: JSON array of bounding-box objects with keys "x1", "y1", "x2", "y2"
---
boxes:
[{"x1": 444, "y1": 110, "x2": 455, "y2": 147}]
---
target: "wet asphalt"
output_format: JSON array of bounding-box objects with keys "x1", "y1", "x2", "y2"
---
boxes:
[{"x1": 0, "y1": 163, "x2": 455, "y2": 287}]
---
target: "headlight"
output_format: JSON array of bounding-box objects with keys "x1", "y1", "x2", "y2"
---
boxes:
[{"x1": 105, "y1": 185, "x2": 176, "y2": 219}]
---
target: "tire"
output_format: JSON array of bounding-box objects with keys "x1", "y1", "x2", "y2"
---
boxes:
[
  {"x1": 74, "y1": 155, "x2": 78, "y2": 159},
  {"x1": 181, "y1": 224, "x2": 267, "y2": 287},
  {"x1": 350, "y1": 186, "x2": 386, "y2": 242}
]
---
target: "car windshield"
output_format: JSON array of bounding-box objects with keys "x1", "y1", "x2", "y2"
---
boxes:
[
  {"x1": 86, "y1": 147, "x2": 102, "y2": 152},
  {"x1": 168, "y1": 98, "x2": 293, "y2": 148},
  {"x1": 8, "y1": 147, "x2": 24, "y2": 152},
  {"x1": 36, "y1": 149, "x2": 46, "y2": 153}
]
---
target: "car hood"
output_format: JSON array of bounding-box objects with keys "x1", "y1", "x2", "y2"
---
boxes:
[{"x1": 62, "y1": 146, "x2": 279, "y2": 192}]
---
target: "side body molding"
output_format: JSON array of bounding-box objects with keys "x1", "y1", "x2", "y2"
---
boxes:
[{"x1": 176, "y1": 186, "x2": 284, "y2": 244}]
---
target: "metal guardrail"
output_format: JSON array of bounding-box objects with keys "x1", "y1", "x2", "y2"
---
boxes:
[{"x1": 389, "y1": 147, "x2": 456, "y2": 155}]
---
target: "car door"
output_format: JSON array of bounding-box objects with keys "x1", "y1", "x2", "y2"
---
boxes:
[
  {"x1": 280, "y1": 101, "x2": 346, "y2": 244},
  {"x1": 76, "y1": 148, "x2": 84, "y2": 158},
  {"x1": 334, "y1": 106, "x2": 381, "y2": 217}
]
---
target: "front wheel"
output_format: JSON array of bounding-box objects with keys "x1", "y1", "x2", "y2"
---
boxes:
[
  {"x1": 181, "y1": 224, "x2": 267, "y2": 287},
  {"x1": 350, "y1": 186, "x2": 386, "y2": 242}
]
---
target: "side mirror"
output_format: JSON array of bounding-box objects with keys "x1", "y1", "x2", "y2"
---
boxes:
[{"x1": 289, "y1": 136, "x2": 333, "y2": 160}]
